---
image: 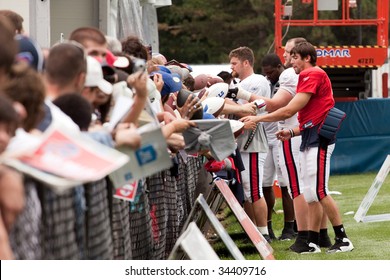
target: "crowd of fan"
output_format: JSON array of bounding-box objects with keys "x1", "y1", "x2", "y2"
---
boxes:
[{"x1": 0, "y1": 9, "x2": 268, "y2": 259}]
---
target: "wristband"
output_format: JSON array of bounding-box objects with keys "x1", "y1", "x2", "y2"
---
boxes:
[
  {"x1": 254, "y1": 99, "x2": 267, "y2": 113},
  {"x1": 237, "y1": 88, "x2": 252, "y2": 101},
  {"x1": 289, "y1": 128, "x2": 295, "y2": 138}
]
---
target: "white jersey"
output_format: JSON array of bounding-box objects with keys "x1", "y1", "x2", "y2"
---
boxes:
[
  {"x1": 263, "y1": 80, "x2": 279, "y2": 143},
  {"x1": 277, "y1": 67, "x2": 299, "y2": 129},
  {"x1": 236, "y1": 73, "x2": 270, "y2": 153}
]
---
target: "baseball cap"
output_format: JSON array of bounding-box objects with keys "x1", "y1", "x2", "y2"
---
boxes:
[
  {"x1": 165, "y1": 59, "x2": 192, "y2": 72},
  {"x1": 15, "y1": 34, "x2": 44, "y2": 72},
  {"x1": 146, "y1": 78, "x2": 161, "y2": 103},
  {"x1": 229, "y1": 120, "x2": 245, "y2": 138},
  {"x1": 166, "y1": 65, "x2": 190, "y2": 81},
  {"x1": 157, "y1": 65, "x2": 171, "y2": 74},
  {"x1": 150, "y1": 70, "x2": 182, "y2": 97},
  {"x1": 202, "y1": 112, "x2": 216, "y2": 119},
  {"x1": 85, "y1": 56, "x2": 113, "y2": 95},
  {"x1": 105, "y1": 49, "x2": 130, "y2": 68}
]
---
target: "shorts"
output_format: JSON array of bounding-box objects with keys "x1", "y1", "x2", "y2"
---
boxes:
[
  {"x1": 240, "y1": 151, "x2": 267, "y2": 203},
  {"x1": 300, "y1": 143, "x2": 335, "y2": 203},
  {"x1": 279, "y1": 135, "x2": 303, "y2": 199},
  {"x1": 263, "y1": 138, "x2": 286, "y2": 187}
]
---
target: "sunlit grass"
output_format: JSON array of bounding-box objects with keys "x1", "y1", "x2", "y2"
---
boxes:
[{"x1": 212, "y1": 172, "x2": 390, "y2": 260}]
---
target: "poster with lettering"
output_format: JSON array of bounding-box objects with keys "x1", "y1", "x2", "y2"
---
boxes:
[
  {"x1": 2, "y1": 125, "x2": 129, "y2": 184},
  {"x1": 113, "y1": 180, "x2": 138, "y2": 202},
  {"x1": 109, "y1": 123, "x2": 172, "y2": 188}
]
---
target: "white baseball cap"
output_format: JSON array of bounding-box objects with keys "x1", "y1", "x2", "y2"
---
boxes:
[
  {"x1": 85, "y1": 56, "x2": 113, "y2": 95},
  {"x1": 146, "y1": 78, "x2": 161, "y2": 103}
]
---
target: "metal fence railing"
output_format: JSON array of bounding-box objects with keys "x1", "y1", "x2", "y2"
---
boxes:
[{"x1": 9, "y1": 153, "x2": 203, "y2": 260}]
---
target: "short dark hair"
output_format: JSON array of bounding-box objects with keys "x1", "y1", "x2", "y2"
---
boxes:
[
  {"x1": 0, "y1": 10, "x2": 24, "y2": 34},
  {"x1": 45, "y1": 42, "x2": 87, "y2": 88},
  {"x1": 287, "y1": 37, "x2": 307, "y2": 46},
  {"x1": 290, "y1": 41, "x2": 317, "y2": 66},
  {"x1": 229, "y1": 46, "x2": 255, "y2": 67},
  {"x1": 121, "y1": 35, "x2": 149, "y2": 60},
  {"x1": 69, "y1": 27, "x2": 106, "y2": 47},
  {"x1": 261, "y1": 53, "x2": 283, "y2": 68},
  {"x1": 53, "y1": 93, "x2": 92, "y2": 131}
]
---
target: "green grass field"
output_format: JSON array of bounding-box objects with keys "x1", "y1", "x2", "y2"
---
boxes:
[{"x1": 212, "y1": 172, "x2": 390, "y2": 260}]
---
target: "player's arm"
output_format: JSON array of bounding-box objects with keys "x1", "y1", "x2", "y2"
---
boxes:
[
  {"x1": 240, "y1": 92, "x2": 311, "y2": 123},
  {"x1": 248, "y1": 88, "x2": 293, "y2": 112},
  {"x1": 221, "y1": 99, "x2": 256, "y2": 117}
]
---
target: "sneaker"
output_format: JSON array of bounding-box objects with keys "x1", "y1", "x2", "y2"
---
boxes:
[
  {"x1": 289, "y1": 237, "x2": 307, "y2": 253},
  {"x1": 263, "y1": 234, "x2": 272, "y2": 243},
  {"x1": 298, "y1": 242, "x2": 321, "y2": 254},
  {"x1": 278, "y1": 229, "x2": 297, "y2": 241},
  {"x1": 268, "y1": 228, "x2": 276, "y2": 241},
  {"x1": 319, "y1": 235, "x2": 332, "y2": 248},
  {"x1": 327, "y1": 237, "x2": 354, "y2": 253},
  {"x1": 289, "y1": 238, "x2": 320, "y2": 254}
]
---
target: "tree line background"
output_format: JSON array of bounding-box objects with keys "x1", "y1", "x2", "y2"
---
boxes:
[{"x1": 157, "y1": 0, "x2": 386, "y2": 73}]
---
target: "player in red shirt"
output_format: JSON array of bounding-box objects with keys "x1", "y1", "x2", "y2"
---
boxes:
[{"x1": 240, "y1": 41, "x2": 354, "y2": 254}]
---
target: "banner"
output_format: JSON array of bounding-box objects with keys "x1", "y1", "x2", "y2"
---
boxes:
[
  {"x1": 109, "y1": 123, "x2": 172, "y2": 188},
  {"x1": 1, "y1": 125, "x2": 129, "y2": 192}
]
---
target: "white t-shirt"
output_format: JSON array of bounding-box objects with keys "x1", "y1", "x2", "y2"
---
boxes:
[
  {"x1": 236, "y1": 73, "x2": 270, "y2": 153},
  {"x1": 263, "y1": 80, "x2": 279, "y2": 143},
  {"x1": 277, "y1": 67, "x2": 300, "y2": 129},
  {"x1": 5, "y1": 128, "x2": 42, "y2": 156}
]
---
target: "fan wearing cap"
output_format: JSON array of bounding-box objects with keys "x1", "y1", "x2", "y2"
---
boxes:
[
  {"x1": 15, "y1": 34, "x2": 44, "y2": 73},
  {"x1": 70, "y1": 27, "x2": 149, "y2": 126},
  {"x1": 83, "y1": 56, "x2": 113, "y2": 124}
]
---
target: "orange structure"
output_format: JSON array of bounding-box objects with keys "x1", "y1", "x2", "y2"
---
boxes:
[{"x1": 274, "y1": 0, "x2": 389, "y2": 99}]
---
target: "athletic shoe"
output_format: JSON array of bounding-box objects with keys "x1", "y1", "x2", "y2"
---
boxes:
[
  {"x1": 299, "y1": 242, "x2": 321, "y2": 254},
  {"x1": 268, "y1": 228, "x2": 276, "y2": 241},
  {"x1": 290, "y1": 239, "x2": 321, "y2": 254},
  {"x1": 327, "y1": 237, "x2": 354, "y2": 253},
  {"x1": 289, "y1": 236, "x2": 306, "y2": 253},
  {"x1": 319, "y1": 234, "x2": 332, "y2": 248},
  {"x1": 278, "y1": 228, "x2": 297, "y2": 241},
  {"x1": 263, "y1": 234, "x2": 272, "y2": 244}
]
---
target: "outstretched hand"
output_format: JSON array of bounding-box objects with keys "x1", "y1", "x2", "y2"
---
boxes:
[
  {"x1": 173, "y1": 93, "x2": 202, "y2": 120},
  {"x1": 275, "y1": 129, "x2": 291, "y2": 141},
  {"x1": 127, "y1": 71, "x2": 148, "y2": 99},
  {"x1": 240, "y1": 115, "x2": 258, "y2": 130},
  {"x1": 171, "y1": 118, "x2": 197, "y2": 133},
  {"x1": 241, "y1": 102, "x2": 256, "y2": 116}
]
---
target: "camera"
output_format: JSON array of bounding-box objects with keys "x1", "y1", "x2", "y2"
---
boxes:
[{"x1": 131, "y1": 57, "x2": 146, "y2": 73}]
